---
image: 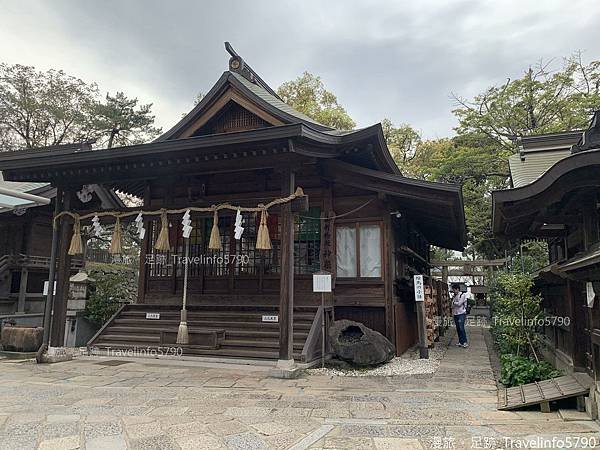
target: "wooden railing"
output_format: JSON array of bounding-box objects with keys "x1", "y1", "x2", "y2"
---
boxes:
[
  {"x1": 86, "y1": 248, "x2": 138, "y2": 268},
  {"x1": 0, "y1": 254, "x2": 83, "y2": 271},
  {"x1": 301, "y1": 305, "x2": 334, "y2": 364},
  {"x1": 0, "y1": 255, "x2": 10, "y2": 280}
]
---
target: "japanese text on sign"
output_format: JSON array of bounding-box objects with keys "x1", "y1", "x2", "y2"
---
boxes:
[{"x1": 414, "y1": 275, "x2": 424, "y2": 302}]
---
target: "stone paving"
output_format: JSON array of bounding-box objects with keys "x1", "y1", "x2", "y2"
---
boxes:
[{"x1": 0, "y1": 326, "x2": 598, "y2": 449}]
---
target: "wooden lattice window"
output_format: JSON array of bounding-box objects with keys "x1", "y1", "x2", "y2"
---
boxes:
[
  {"x1": 146, "y1": 209, "x2": 322, "y2": 277},
  {"x1": 147, "y1": 220, "x2": 175, "y2": 278},
  {"x1": 193, "y1": 102, "x2": 270, "y2": 136},
  {"x1": 234, "y1": 214, "x2": 279, "y2": 275},
  {"x1": 295, "y1": 207, "x2": 321, "y2": 274}
]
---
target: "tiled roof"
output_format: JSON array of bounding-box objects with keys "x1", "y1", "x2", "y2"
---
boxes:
[{"x1": 229, "y1": 72, "x2": 328, "y2": 128}]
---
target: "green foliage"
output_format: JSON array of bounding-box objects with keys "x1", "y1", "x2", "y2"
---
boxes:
[
  {"x1": 443, "y1": 55, "x2": 600, "y2": 259},
  {"x1": 490, "y1": 272, "x2": 561, "y2": 386},
  {"x1": 0, "y1": 63, "x2": 98, "y2": 149},
  {"x1": 511, "y1": 241, "x2": 549, "y2": 274},
  {"x1": 84, "y1": 263, "x2": 137, "y2": 326},
  {"x1": 401, "y1": 134, "x2": 510, "y2": 258},
  {"x1": 277, "y1": 72, "x2": 355, "y2": 130},
  {"x1": 500, "y1": 354, "x2": 561, "y2": 387},
  {"x1": 489, "y1": 272, "x2": 542, "y2": 357},
  {"x1": 85, "y1": 221, "x2": 141, "y2": 261},
  {"x1": 453, "y1": 54, "x2": 600, "y2": 150},
  {"x1": 0, "y1": 63, "x2": 161, "y2": 151},
  {"x1": 92, "y1": 91, "x2": 161, "y2": 148},
  {"x1": 381, "y1": 118, "x2": 421, "y2": 166}
]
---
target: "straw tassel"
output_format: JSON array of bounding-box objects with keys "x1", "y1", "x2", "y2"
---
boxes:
[
  {"x1": 154, "y1": 209, "x2": 171, "y2": 252},
  {"x1": 68, "y1": 216, "x2": 83, "y2": 255},
  {"x1": 256, "y1": 208, "x2": 272, "y2": 250},
  {"x1": 109, "y1": 217, "x2": 123, "y2": 254},
  {"x1": 176, "y1": 310, "x2": 189, "y2": 345},
  {"x1": 208, "y1": 209, "x2": 221, "y2": 250}
]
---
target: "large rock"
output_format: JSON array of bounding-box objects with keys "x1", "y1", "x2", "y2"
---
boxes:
[
  {"x1": 0, "y1": 326, "x2": 43, "y2": 352},
  {"x1": 328, "y1": 320, "x2": 395, "y2": 366}
]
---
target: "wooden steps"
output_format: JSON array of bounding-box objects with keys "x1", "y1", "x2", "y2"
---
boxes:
[
  {"x1": 497, "y1": 373, "x2": 593, "y2": 412},
  {"x1": 89, "y1": 304, "x2": 317, "y2": 361}
]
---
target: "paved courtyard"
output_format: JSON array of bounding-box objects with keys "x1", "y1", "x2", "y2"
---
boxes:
[{"x1": 0, "y1": 326, "x2": 598, "y2": 449}]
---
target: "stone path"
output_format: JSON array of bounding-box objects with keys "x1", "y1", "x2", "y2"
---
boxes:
[{"x1": 0, "y1": 326, "x2": 598, "y2": 449}]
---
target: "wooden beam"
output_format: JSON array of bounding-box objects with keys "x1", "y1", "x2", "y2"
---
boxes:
[
  {"x1": 178, "y1": 88, "x2": 285, "y2": 139},
  {"x1": 279, "y1": 169, "x2": 295, "y2": 361},
  {"x1": 430, "y1": 259, "x2": 508, "y2": 267}
]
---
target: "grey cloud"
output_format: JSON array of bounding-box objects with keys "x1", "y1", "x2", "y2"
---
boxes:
[{"x1": 2, "y1": 0, "x2": 600, "y2": 138}]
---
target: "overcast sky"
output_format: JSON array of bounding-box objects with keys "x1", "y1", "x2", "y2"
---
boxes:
[{"x1": 1, "y1": 0, "x2": 599, "y2": 138}]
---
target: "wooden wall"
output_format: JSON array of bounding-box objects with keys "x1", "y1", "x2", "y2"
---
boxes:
[{"x1": 139, "y1": 165, "x2": 430, "y2": 354}]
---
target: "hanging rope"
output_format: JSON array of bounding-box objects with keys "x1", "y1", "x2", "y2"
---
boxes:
[
  {"x1": 54, "y1": 187, "x2": 307, "y2": 255},
  {"x1": 297, "y1": 198, "x2": 375, "y2": 221}
]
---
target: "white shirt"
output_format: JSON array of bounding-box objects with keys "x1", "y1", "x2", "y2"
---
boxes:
[{"x1": 452, "y1": 292, "x2": 467, "y2": 316}]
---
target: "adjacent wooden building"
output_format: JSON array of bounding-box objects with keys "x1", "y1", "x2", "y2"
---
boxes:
[
  {"x1": 0, "y1": 171, "x2": 121, "y2": 322},
  {"x1": 493, "y1": 111, "x2": 600, "y2": 377},
  {"x1": 0, "y1": 45, "x2": 466, "y2": 363}
]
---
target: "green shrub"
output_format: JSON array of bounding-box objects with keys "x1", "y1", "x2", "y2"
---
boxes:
[
  {"x1": 500, "y1": 354, "x2": 561, "y2": 387},
  {"x1": 84, "y1": 263, "x2": 137, "y2": 326},
  {"x1": 489, "y1": 272, "x2": 542, "y2": 358}
]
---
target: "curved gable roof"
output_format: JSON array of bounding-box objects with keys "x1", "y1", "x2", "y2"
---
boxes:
[{"x1": 157, "y1": 71, "x2": 333, "y2": 142}]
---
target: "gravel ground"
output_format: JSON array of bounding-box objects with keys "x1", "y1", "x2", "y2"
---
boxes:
[{"x1": 308, "y1": 333, "x2": 451, "y2": 377}]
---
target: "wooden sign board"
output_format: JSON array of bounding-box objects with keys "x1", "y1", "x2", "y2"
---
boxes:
[
  {"x1": 414, "y1": 275, "x2": 424, "y2": 302},
  {"x1": 145, "y1": 312, "x2": 160, "y2": 320},
  {"x1": 262, "y1": 315, "x2": 278, "y2": 323}
]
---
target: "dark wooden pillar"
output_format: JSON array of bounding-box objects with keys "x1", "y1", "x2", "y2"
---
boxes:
[
  {"x1": 279, "y1": 169, "x2": 295, "y2": 361},
  {"x1": 42, "y1": 188, "x2": 63, "y2": 346},
  {"x1": 583, "y1": 195, "x2": 599, "y2": 249},
  {"x1": 50, "y1": 190, "x2": 72, "y2": 346},
  {"x1": 17, "y1": 267, "x2": 28, "y2": 313},
  {"x1": 137, "y1": 182, "x2": 151, "y2": 304},
  {"x1": 384, "y1": 211, "x2": 396, "y2": 345}
]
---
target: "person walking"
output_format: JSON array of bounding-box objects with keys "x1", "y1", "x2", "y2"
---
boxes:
[{"x1": 451, "y1": 283, "x2": 468, "y2": 348}]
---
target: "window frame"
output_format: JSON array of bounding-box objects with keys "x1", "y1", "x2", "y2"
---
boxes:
[{"x1": 335, "y1": 220, "x2": 384, "y2": 280}]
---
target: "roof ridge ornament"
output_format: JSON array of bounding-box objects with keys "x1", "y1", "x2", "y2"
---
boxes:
[
  {"x1": 224, "y1": 42, "x2": 283, "y2": 101},
  {"x1": 571, "y1": 110, "x2": 600, "y2": 154}
]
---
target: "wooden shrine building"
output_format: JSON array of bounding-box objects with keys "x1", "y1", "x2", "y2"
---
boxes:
[
  {"x1": 493, "y1": 111, "x2": 600, "y2": 379},
  {"x1": 0, "y1": 44, "x2": 466, "y2": 364},
  {"x1": 0, "y1": 168, "x2": 121, "y2": 327}
]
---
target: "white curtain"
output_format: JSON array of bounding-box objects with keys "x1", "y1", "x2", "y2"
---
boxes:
[
  {"x1": 360, "y1": 224, "x2": 381, "y2": 277},
  {"x1": 336, "y1": 227, "x2": 357, "y2": 277}
]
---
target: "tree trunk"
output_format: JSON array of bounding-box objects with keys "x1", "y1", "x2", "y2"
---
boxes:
[{"x1": 107, "y1": 129, "x2": 118, "y2": 149}]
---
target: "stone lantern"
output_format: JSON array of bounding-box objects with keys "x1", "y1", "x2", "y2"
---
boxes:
[{"x1": 64, "y1": 271, "x2": 95, "y2": 347}]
